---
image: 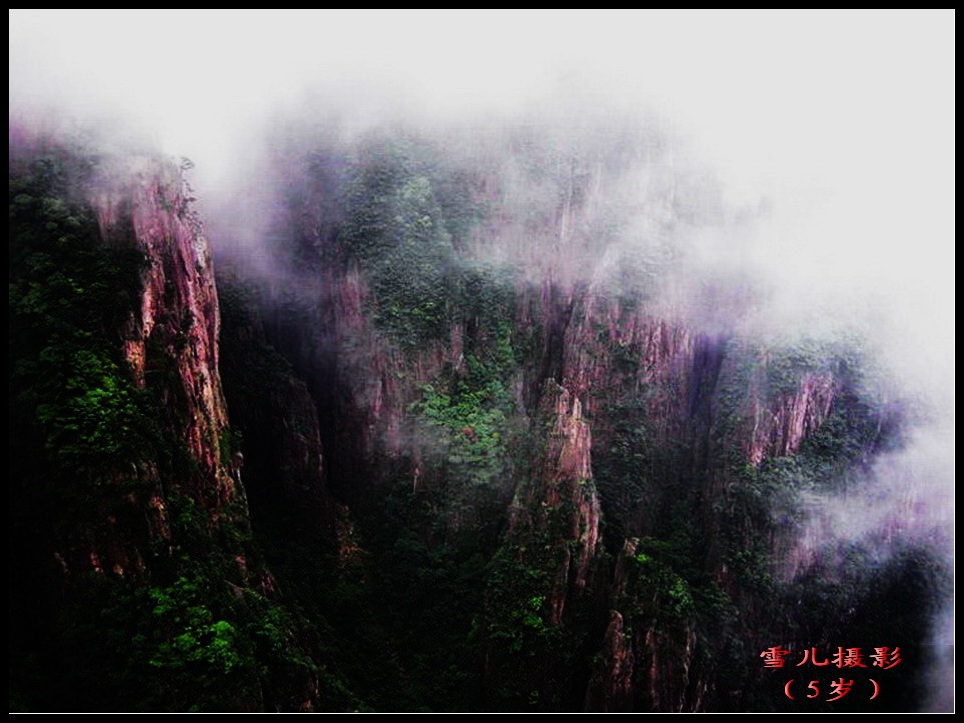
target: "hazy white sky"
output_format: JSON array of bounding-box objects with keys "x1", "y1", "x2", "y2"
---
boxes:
[{"x1": 9, "y1": 9, "x2": 955, "y2": 404}]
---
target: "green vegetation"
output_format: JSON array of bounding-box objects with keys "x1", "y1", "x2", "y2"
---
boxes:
[
  {"x1": 413, "y1": 335, "x2": 516, "y2": 491},
  {"x1": 339, "y1": 137, "x2": 514, "y2": 350},
  {"x1": 339, "y1": 140, "x2": 456, "y2": 345},
  {"x1": 10, "y1": 153, "x2": 153, "y2": 482},
  {"x1": 475, "y1": 533, "x2": 584, "y2": 710}
]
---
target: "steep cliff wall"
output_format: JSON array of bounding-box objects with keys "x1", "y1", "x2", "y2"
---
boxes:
[
  {"x1": 10, "y1": 118, "x2": 935, "y2": 713},
  {"x1": 91, "y1": 155, "x2": 237, "y2": 505},
  {"x1": 9, "y1": 143, "x2": 329, "y2": 712},
  {"x1": 234, "y1": 126, "x2": 901, "y2": 713}
]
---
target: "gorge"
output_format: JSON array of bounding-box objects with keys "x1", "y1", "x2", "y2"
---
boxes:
[{"x1": 8, "y1": 109, "x2": 952, "y2": 712}]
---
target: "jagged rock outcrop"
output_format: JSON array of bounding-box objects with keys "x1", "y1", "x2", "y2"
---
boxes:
[
  {"x1": 10, "y1": 118, "x2": 924, "y2": 713},
  {"x1": 509, "y1": 383, "x2": 602, "y2": 623},
  {"x1": 584, "y1": 610, "x2": 635, "y2": 712},
  {"x1": 9, "y1": 144, "x2": 328, "y2": 712},
  {"x1": 477, "y1": 380, "x2": 605, "y2": 710},
  {"x1": 500, "y1": 268, "x2": 844, "y2": 711},
  {"x1": 91, "y1": 156, "x2": 236, "y2": 504},
  {"x1": 745, "y1": 371, "x2": 835, "y2": 465}
]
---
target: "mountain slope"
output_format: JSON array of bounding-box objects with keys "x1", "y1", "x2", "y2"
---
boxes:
[{"x1": 9, "y1": 122, "x2": 948, "y2": 712}]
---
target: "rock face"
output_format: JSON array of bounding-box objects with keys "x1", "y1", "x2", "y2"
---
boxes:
[
  {"x1": 243, "y1": 130, "x2": 880, "y2": 713},
  {"x1": 12, "y1": 124, "x2": 915, "y2": 712},
  {"x1": 501, "y1": 277, "x2": 843, "y2": 711},
  {"x1": 496, "y1": 381, "x2": 602, "y2": 622},
  {"x1": 92, "y1": 156, "x2": 236, "y2": 504},
  {"x1": 10, "y1": 144, "x2": 329, "y2": 712},
  {"x1": 531, "y1": 384, "x2": 600, "y2": 622},
  {"x1": 584, "y1": 610, "x2": 635, "y2": 712},
  {"x1": 746, "y1": 371, "x2": 835, "y2": 465}
]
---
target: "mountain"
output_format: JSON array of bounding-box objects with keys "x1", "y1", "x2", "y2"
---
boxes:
[{"x1": 8, "y1": 121, "x2": 950, "y2": 712}]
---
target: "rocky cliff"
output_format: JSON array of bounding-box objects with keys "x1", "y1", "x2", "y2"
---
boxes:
[
  {"x1": 10, "y1": 120, "x2": 943, "y2": 712},
  {"x1": 91, "y1": 156, "x2": 235, "y2": 503},
  {"x1": 9, "y1": 140, "x2": 331, "y2": 712},
  {"x1": 227, "y1": 123, "x2": 937, "y2": 713}
]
